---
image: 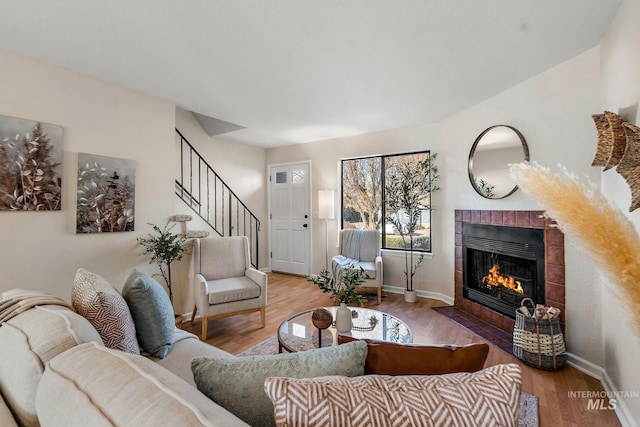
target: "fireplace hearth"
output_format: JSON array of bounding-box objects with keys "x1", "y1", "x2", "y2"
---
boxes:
[
  {"x1": 454, "y1": 210, "x2": 565, "y2": 334},
  {"x1": 463, "y1": 223, "x2": 545, "y2": 319}
]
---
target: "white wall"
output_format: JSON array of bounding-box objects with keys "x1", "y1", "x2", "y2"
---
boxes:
[
  {"x1": 599, "y1": 0, "x2": 640, "y2": 422},
  {"x1": 0, "y1": 48, "x2": 176, "y2": 301}
]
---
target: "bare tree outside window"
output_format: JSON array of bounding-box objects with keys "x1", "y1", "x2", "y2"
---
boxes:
[
  {"x1": 341, "y1": 157, "x2": 381, "y2": 230},
  {"x1": 341, "y1": 151, "x2": 435, "y2": 253}
]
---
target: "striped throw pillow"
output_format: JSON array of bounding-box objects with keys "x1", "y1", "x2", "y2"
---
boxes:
[{"x1": 265, "y1": 363, "x2": 522, "y2": 427}]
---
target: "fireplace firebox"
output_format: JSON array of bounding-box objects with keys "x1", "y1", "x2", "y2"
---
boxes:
[{"x1": 462, "y1": 223, "x2": 545, "y2": 319}]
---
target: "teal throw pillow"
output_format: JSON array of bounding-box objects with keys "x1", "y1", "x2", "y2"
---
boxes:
[
  {"x1": 191, "y1": 340, "x2": 368, "y2": 427},
  {"x1": 122, "y1": 269, "x2": 174, "y2": 358}
]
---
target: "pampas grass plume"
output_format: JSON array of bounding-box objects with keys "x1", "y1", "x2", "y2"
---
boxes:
[{"x1": 510, "y1": 162, "x2": 640, "y2": 336}]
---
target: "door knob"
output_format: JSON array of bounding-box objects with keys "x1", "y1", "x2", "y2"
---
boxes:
[{"x1": 303, "y1": 224, "x2": 308, "y2": 228}]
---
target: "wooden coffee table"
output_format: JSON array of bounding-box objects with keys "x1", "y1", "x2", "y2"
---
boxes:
[{"x1": 277, "y1": 306, "x2": 412, "y2": 353}]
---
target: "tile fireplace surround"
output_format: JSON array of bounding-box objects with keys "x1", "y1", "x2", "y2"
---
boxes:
[{"x1": 454, "y1": 210, "x2": 566, "y2": 334}]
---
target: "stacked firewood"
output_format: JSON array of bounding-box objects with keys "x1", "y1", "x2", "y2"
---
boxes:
[{"x1": 519, "y1": 303, "x2": 561, "y2": 320}]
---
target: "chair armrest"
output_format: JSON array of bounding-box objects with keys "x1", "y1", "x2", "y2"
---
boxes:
[
  {"x1": 246, "y1": 268, "x2": 268, "y2": 306},
  {"x1": 375, "y1": 255, "x2": 383, "y2": 285},
  {"x1": 193, "y1": 273, "x2": 210, "y2": 310},
  {"x1": 245, "y1": 268, "x2": 267, "y2": 288}
]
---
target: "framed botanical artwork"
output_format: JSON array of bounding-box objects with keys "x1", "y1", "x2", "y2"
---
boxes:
[
  {"x1": 76, "y1": 153, "x2": 135, "y2": 233},
  {"x1": 0, "y1": 114, "x2": 63, "y2": 211}
]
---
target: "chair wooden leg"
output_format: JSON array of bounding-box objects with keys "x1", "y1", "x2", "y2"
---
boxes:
[
  {"x1": 377, "y1": 288, "x2": 382, "y2": 305},
  {"x1": 260, "y1": 307, "x2": 266, "y2": 328},
  {"x1": 191, "y1": 305, "x2": 197, "y2": 324},
  {"x1": 201, "y1": 317, "x2": 208, "y2": 341}
]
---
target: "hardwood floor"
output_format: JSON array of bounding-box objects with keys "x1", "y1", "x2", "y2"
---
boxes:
[{"x1": 181, "y1": 272, "x2": 621, "y2": 427}]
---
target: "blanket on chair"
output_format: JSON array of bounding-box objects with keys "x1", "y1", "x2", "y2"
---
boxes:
[
  {"x1": 331, "y1": 255, "x2": 360, "y2": 279},
  {"x1": 332, "y1": 229, "x2": 365, "y2": 279},
  {"x1": 340, "y1": 229, "x2": 364, "y2": 260},
  {"x1": 0, "y1": 289, "x2": 73, "y2": 324}
]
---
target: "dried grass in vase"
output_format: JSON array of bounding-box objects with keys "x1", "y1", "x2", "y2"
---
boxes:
[{"x1": 510, "y1": 162, "x2": 640, "y2": 338}]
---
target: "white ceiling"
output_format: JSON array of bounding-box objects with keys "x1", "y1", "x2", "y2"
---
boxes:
[{"x1": 0, "y1": 1, "x2": 621, "y2": 148}]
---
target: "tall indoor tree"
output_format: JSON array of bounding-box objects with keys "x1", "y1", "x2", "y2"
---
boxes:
[{"x1": 384, "y1": 153, "x2": 440, "y2": 302}]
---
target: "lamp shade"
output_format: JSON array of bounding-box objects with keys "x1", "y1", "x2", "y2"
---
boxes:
[{"x1": 318, "y1": 190, "x2": 335, "y2": 219}]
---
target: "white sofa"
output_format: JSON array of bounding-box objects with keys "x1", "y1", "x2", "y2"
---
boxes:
[{"x1": 0, "y1": 302, "x2": 249, "y2": 427}]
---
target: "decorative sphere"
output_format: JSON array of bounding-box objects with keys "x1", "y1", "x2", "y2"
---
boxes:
[{"x1": 311, "y1": 308, "x2": 333, "y2": 330}]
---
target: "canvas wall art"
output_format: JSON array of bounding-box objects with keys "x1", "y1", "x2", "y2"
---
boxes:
[
  {"x1": 0, "y1": 114, "x2": 63, "y2": 211},
  {"x1": 77, "y1": 153, "x2": 135, "y2": 233}
]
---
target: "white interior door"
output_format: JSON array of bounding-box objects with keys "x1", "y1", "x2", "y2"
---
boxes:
[{"x1": 270, "y1": 162, "x2": 311, "y2": 276}]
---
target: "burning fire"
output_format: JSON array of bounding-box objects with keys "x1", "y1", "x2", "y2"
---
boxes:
[{"x1": 482, "y1": 264, "x2": 524, "y2": 294}]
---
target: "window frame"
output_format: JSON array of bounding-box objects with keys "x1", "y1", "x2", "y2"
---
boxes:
[{"x1": 340, "y1": 150, "x2": 434, "y2": 253}]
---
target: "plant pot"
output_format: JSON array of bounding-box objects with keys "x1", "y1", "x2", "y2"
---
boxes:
[
  {"x1": 335, "y1": 303, "x2": 353, "y2": 333},
  {"x1": 404, "y1": 290, "x2": 417, "y2": 303}
]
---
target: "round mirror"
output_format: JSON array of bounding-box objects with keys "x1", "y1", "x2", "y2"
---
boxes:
[{"x1": 468, "y1": 125, "x2": 529, "y2": 199}]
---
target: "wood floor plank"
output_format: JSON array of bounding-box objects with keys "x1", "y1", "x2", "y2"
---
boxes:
[{"x1": 181, "y1": 272, "x2": 621, "y2": 427}]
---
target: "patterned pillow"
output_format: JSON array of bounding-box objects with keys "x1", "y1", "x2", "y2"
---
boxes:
[
  {"x1": 192, "y1": 340, "x2": 368, "y2": 427},
  {"x1": 122, "y1": 269, "x2": 175, "y2": 358},
  {"x1": 72, "y1": 268, "x2": 139, "y2": 354},
  {"x1": 264, "y1": 363, "x2": 522, "y2": 427}
]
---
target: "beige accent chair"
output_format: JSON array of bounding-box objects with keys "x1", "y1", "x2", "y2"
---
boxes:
[
  {"x1": 191, "y1": 236, "x2": 267, "y2": 340},
  {"x1": 332, "y1": 229, "x2": 383, "y2": 304}
]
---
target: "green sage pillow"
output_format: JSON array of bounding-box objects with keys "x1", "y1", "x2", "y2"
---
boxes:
[
  {"x1": 122, "y1": 269, "x2": 175, "y2": 358},
  {"x1": 191, "y1": 340, "x2": 367, "y2": 427}
]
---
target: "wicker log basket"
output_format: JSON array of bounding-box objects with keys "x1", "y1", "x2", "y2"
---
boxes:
[{"x1": 513, "y1": 298, "x2": 566, "y2": 370}]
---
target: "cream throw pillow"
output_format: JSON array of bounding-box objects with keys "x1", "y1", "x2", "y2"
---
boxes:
[{"x1": 264, "y1": 363, "x2": 522, "y2": 427}]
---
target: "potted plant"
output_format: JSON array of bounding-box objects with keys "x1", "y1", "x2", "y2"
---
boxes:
[
  {"x1": 308, "y1": 267, "x2": 368, "y2": 332},
  {"x1": 384, "y1": 153, "x2": 440, "y2": 302},
  {"x1": 137, "y1": 222, "x2": 187, "y2": 309}
]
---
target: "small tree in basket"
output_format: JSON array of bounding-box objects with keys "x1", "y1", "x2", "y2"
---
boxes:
[{"x1": 137, "y1": 222, "x2": 187, "y2": 303}]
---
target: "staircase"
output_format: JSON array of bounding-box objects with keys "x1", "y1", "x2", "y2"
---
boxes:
[{"x1": 175, "y1": 129, "x2": 260, "y2": 269}]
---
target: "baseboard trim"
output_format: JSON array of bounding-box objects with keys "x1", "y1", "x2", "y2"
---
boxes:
[
  {"x1": 600, "y1": 370, "x2": 638, "y2": 427},
  {"x1": 564, "y1": 354, "x2": 634, "y2": 426},
  {"x1": 566, "y1": 352, "x2": 605, "y2": 379},
  {"x1": 382, "y1": 285, "x2": 454, "y2": 306}
]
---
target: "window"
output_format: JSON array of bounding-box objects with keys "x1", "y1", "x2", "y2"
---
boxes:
[{"x1": 341, "y1": 151, "x2": 435, "y2": 252}]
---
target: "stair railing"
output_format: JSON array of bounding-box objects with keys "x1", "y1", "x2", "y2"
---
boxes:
[{"x1": 175, "y1": 129, "x2": 260, "y2": 269}]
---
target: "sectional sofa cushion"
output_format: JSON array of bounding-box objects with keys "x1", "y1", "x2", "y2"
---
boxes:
[
  {"x1": 264, "y1": 363, "x2": 522, "y2": 427},
  {"x1": 0, "y1": 305, "x2": 103, "y2": 427},
  {"x1": 36, "y1": 342, "x2": 249, "y2": 427},
  {"x1": 191, "y1": 340, "x2": 368, "y2": 427},
  {"x1": 122, "y1": 269, "x2": 174, "y2": 358},
  {"x1": 153, "y1": 329, "x2": 234, "y2": 387},
  {"x1": 0, "y1": 393, "x2": 18, "y2": 427},
  {"x1": 338, "y1": 335, "x2": 490, "y2": 375},
  {"x1": 72, "y1": 267, "x2": 139, "y2": 354}
]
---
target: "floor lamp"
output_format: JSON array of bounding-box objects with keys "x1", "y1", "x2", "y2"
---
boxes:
[{"x1": 318, "y1": 190, "x2": 335, "y2": 270}]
